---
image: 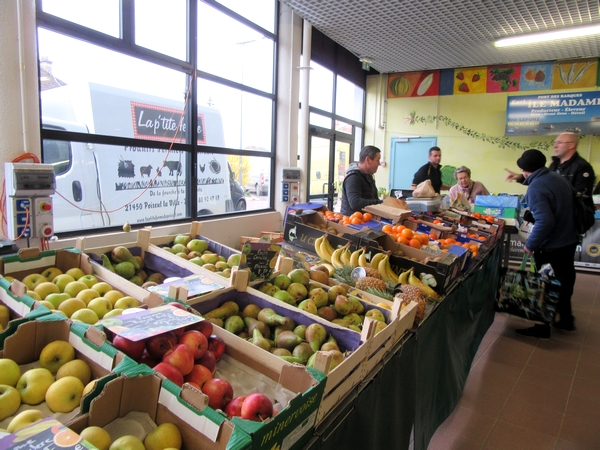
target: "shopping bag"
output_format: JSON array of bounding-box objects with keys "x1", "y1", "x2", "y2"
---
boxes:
[
  {"x1": 496, "y1": 254, "x2": 561, "y2": 324},
  {"x1": 412, "y1": 180, "x2": 436, "y2": 198}
]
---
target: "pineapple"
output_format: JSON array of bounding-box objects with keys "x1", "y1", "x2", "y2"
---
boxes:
[
  {"x1": 332, "y1": 264, "x2": 356, "y2": 286},
  {"x1": 355, "y1": 276, "x2": 387, "y2": 292},
  {"x1": 363, "y1": 267, "x2": 382, "y2": 279},
  {"x1": 395, "y1": 285, "x2": 427, "y2": 323}
]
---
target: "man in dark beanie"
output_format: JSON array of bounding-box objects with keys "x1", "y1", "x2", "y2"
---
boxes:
[{"x1": 515, "y1": 149, "x2": 579, "y2": 338}]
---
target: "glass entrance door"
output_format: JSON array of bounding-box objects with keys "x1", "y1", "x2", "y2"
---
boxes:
[{"x1": 307, "y1": 132, "x2": 352, "y2": 211}]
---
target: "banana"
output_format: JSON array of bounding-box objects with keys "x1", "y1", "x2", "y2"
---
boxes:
[
  {"x1": 320, "y1": 236, "x2": 336, "y2": 262},
  {"x1": 331, "y1": 247, "x2": 345, "y2": 269},
  {"x1": 314, "y1": 235, "x2": 330, "y2": 262},
  {"x1": 385, "y1": 257, "x2": 399, "y2": 284},
  {"x1": 340, "y1": 244, "x2": 352, "y2": 266},
  {"x1": 358, "y1": 252, "x2": 369, "y2": 268},
  {"x1": 370, "y1": 252, "x2": 387, "y2": 271},
  {"x1": 349, "y1": 247, "x2": 364, "y2": 268},
  {"x1": 320, "y1": 262, "x2": 336, "y2": 277},
  {"x1": 408, "y1": 268, "x2": 441, "y2": 301},
  {"x1": 377, "y1": 254, "x2": 391, "y2": 282},
  {"x1": 398, "y1": 269, "x2": 410, "y2": 285}
]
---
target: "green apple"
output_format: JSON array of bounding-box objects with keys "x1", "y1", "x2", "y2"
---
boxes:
[
  {"x1": 227, "y1": 254, "x2": 241, "y2": 267},
  {"x1": 80, "y1": 426, "x2": 111, "y2": 450},
  {"x1": 0, "y1": 359, "x2": 20, "y2": 387},
  {"x1": 144, "y1": 422, "x2": 182, "y2": 450},
  {"x1": 58, "y1": 298, "x2": 87, "y2": 318},
  {"x1": 104, "y1": 290, "x2": 125, "y2": 307},
  {"x1": 187, "y1": 239, "x2": 208, "y2": 253},
  {"x1": 6, "y1": 409, "x2": 44, "y2": 433},
  {"x1": 21, "y1": 273, "x2": 48, "y2": 290},
  {"x1": 39, "y1": 339, "x2": 76, "y2": 374},
  {"x1": 0, "y1": 384, "x2": 21, "y2": 421},
  {"x1": 76, "y1": 288, "x2": 101, "y2": 305},
  {"x1": 53, "y1": 274, "x2": 76, "y2": 292},
  {"x1": 0, "y1": 304, "x2": 10, "y2": 329},
  {"x1": 45, "y1": 292, "x2": 71, "y2": 309},
  {"x1": 44, "y1": 375, "x2": 84, "y2": 413},
  {"x1": 26, "y1": 290, "x2": 41, "y2": 301},
  {"x1": 173, "y1": 234, "x2": 192, "y2": 246},
  {"x1": 40, "y1": 267, "x2": 62, "y2": 282},
  {"x1": 65, "y1": 267, "x2": 86, "y2": 280},
  {"x1": 79, "y1": 274, "x2": 99, "y2": 288},
  {"x1": 91, "y1": 282, "x2": 113, "y2": 296},
  {"x1": 110, "y1": 435, "x2": 145, "y2": 450},
  {"x1": 16, "y1": 367, "x2": 54, "y2": 404},
  {"x1": 70, "y1": 308, "x2": 99, "y2": 325},
  {"x1": 56, "y1": 359, "x2": 91, "y2": 385},
  {"x1": 114, "y1": 296, "x2": 141, "y2": 310},
  {"x1": 87, "y1": 297, "x2": 112, "y2": 319},
  {"x1": 63, "y1": 281, "x2": 89, "y2": 298},
  {"x1": 103, "y1": 308, "x2": 124, "y2": 319},
  {"x1": 33, "y1": 281, "x2": 60, "y2": 300}
]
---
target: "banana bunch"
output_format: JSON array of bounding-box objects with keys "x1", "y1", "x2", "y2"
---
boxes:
[
  {"x1": 407, "y1": 268, "x2": 441, "y2": 301},
  {"x1": 314, "y1": 234, "x2": 336, "y2": 263},
  {"x1": 358, "y1": 249, "x2": 370, "y2": 269},
  {"x1": 331, "y1": 242, "x2": 352, "y2": 269},
  {"x1": 349, "y1": 246, "x2": 366, "y2": 267},
  {"x1": 377, "y1": 253, "x2": 399, "y2": 284}
]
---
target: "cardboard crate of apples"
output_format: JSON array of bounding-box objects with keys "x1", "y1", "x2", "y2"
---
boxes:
[
  {"x1": 0, "y1": 317, "x2": 133, "y2": 440},
  {"x1": 0, "y1": 287, "x2": 53, "y2": 349},
  {"x1": 0, "y1": 248, "x2": 162, "y2": 326},
  {"x1": 96, "y1": 302, "x2": 326, "y2": 450}
]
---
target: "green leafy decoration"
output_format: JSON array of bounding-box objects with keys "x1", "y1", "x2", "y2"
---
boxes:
[{"x1": 405, "y1": 111, "x2": 600, "y2": 151}]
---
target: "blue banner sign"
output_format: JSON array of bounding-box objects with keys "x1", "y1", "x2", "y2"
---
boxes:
[{"x1": 505, "y1": 91, "x2": 600, "y2": 136}]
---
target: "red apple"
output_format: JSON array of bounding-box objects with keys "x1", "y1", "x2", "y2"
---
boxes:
[
  {"x1": 184, "y1": 364, "x2": 212, "y2": 388},
  {"x1": 187, "y1": 320, "x2": 213, "y2": 339},
  {"x1": 241, "y1": 393, "x2": 274, "y2": 422},
  {"x1": 202, "y1": 378, "x2": 233, "y2": 410},
  {"x1": 145, "y1": 331, "x2": 177, "y2": 360},
  {"x1": 224, "y1": 395, "x2": 247, "y2": 417},
  {"x1": 113, "y1": 335, "x2": 146, "y2": 360},
  {"x1": 186, "y1": 381, "x2": 201, "y2": 389},
  {"x1": 162, "y1": 344, "x2": 194, "y2": 376},
  {"x1": 172, "y1": 327, "x2": 185, "y2": 338},
  {"x1": 137, "y1": 350, "x2": 158, "y2": 368},
  {"x1": 153, "y1": 362, "x2": 184, "y2": 387},
  {"x1": 196, "y1": 350, "x2": 217, "y2": 374},
  {"x1": 207, "y1": 334, "x2": 226, "y2": 360},
  {"x1": 178, "y1": 330, "x2": 208, "y2": 360}
]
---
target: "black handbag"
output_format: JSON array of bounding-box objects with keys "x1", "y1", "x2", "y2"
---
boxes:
[{"x1": 496, "y1": 254, "x2": 561, "y2": 324}]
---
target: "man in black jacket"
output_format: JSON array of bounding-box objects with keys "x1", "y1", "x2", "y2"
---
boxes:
[
  {"x1": 505, "y1": 132, "x2": 595, "y2": 195},
  {"x1": 340, "y1": 145, "x2": 383, "y2": 216},
  {"x1": 411, "y1": 146, "x2": 450, "y2": 194}
]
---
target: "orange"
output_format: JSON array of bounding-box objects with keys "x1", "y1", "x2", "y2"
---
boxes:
[
  {"x1": 472, "y1": 212, "x2": 482, "y2": 219},
  {"x1": 429, "y1": 232, "x2": 437, "y2": 240},
  {"x1": 472, "y1": 251, "x2": 478, "y2": 258},
  {"x1": 334, "y1": 212, "x2": 343, "y2": 219},
  {"x1": 400, "y1": 228, "x2": 414, "y2": 239},
  {"x1": 417, "y1": 233, "x2": 429, "y2": 244},
  {"x1": 396, "y1": 235, "x2": 405, "y2": 243},
  {"x1": 363, "y1": 212, "x2": 372, "y2": 222},
  {"x1": 400, "y1": 236, "x2": 411, "y2": 245},
  {"x1": 351, "y1": 217, "x2": 362, "y2": 225},
  {"x1": 352, "y1": 211, "x2": 363, "y2": 220},
  {"x1": 382, "y1": 224, "x2": 393, "y2": 234},
  {"x1": 469, "y1": 244, "x2": 479, "y2": 253},
  {"x1": 409, "y1": 238, "x2": 422, "y2": 249}
]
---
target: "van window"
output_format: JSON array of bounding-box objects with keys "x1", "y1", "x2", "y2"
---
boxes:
[{"x1": 42, "y1": 139, "x2": 72, "y2": 175}]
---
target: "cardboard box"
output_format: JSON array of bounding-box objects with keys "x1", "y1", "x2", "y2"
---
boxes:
[
  {"x1": 0, "y1": 317, "x2": 127, "y2": 430},
  {"x1": 240, "y1": 232, "x2": 283, "y2": 249},
  {"x1": 283, "y1": 217, "x2": 358, "y2": 255},
  {"x1": 363, "y1": 197, "x2": 412, "y2": 224},
  {"x1": 473, "y1": 204, "x2": 518, "y2": 219}
]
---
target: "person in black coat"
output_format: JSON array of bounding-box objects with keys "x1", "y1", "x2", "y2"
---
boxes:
[
  {"x1": 411, "y1": 146, "x2": 450, "y2": 194},
  {"x1": 340, "y1": 145, "x2": 383, "y2": 216}
]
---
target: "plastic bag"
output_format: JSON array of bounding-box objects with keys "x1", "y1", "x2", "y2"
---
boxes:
[{"x1": 412, "y1": 180, "x2": 436, "y2": 198}]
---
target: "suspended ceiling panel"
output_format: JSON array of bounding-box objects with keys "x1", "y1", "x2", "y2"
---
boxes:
[{"x1": 280, "y1": 0, "x2": 600, "y2": 74}]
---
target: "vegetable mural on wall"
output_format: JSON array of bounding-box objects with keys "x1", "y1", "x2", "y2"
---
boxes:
[
  {"x1": 553, "y1": 59, "x2": 598, "y2": 89},
  {"x1": 520, "y1": 62, "x2": 553, "y2": 91},
  {"x1": 453, "y1": 67, "x2": 486, "y2": 94},
  {"x1": 388, "y1": 71, "x2": 439, "y2": 98},
  {"x1": 487, "y1": 65, "x2": 520, "y2": 92}
]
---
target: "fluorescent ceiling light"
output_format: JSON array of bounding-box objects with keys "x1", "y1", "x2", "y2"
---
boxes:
[{"x1": 495, "y1": 24, "x2": 600, "y2": 47}]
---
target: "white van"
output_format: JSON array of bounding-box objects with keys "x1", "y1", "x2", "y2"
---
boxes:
[{"x1": 41, "y1": 83, "x2": 245, "y2": 233}]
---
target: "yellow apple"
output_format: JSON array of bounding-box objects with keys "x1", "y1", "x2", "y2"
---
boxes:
[
  {"x1": 16, "y1": 367, "x2": 54, "y2": 405},
  {"x1": 0, "y1": 358, "x2": 20, "y2": 386},
  {"x1": 53, "y1": 274, "x2": 76, "y2": 292},
  {"x1": 45, "y1": 292, "x2": 71, "y2": 309},
  {"x1": 0, "y1": 305, "x2": 10, "y2": 329},
  {"x1": 87, "y1": 297, "x2": 112, "y2": 319},
  {"x1": 71, "y1": 308, "x2": 99, "y2": 325},
  {"x1": 0, "y1": 385, "x2": 21, "y2": 421},
  {"x1": 21, "y1": 273, "x2": 48, "y2": 290},
  {"x1": 63, "y1": 281, "x2": 89, "y2": 298},
  {"x1": 7, "y1": 409, "x2": 44, "y2": 433},
  {"x1": 33, "y1": 281, "x2": 60, "y2": 300},
  {"x1": 58, "y1": 298, "x2": 87, "y2": 318},
  {"x1": 56, "y1": 359, "x2": 92, "y2": 385},
  {"x1": 144, "y1": 423, "x2": 182, "y2": 450},
  {"x1": 80, "y1": 426, "x2": 111, "y2": 450},
  {"x1": 82, "y1": 379, "x2": 97, "y2": 397},
  {"x1": 41, "y1": 267, "x2": 62, "y2": 282},
  {"x1": 45, "y1": 375, "x2": 84, "y2": 413},
  {"x1": 91, "y1": 282, "x2": 113, "y2": 296},
  {"x1": 113, "y1": 296, "x2": 141, "y2": 310},
  {"x1": 65, "y1": 267, "x2": 86, "y2": 280},
  {"x1": 38, "y1": 300, "x2": 55, "y2": 310},
  {"x1": 102, "y1": 308, "x2": 124, "y2": 319},
  {"x1": 26, "y1": 290, "x2": 41, "y2": 301},
  {"x1": 109, "y1": 435, "x2": 145, "y2": 450},
  {"x1": 76, "y1": 288, "x2": 101, "y2": 305},
  {"x1": 104, "y1": 290, "x2": 125, "y2": 307},
  {"x1": 79, "y1": 275, "x2": 99, "y2": 288},
  {"x1": 39, "y1": 340, "x2": 76, "y2": 374},
  {"x1": 3, "y1": 275, "x2": 14, "y2": 282},
  {"x1": 51, "y1": 310, "x2": 67, "y2": 317}
]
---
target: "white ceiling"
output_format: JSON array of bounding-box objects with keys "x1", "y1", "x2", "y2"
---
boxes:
[{"x1": 280, "y1": 0, "x2": 600, "y2": 74}]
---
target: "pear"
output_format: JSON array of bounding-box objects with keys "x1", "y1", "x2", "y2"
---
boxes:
[
  {"x1": 305, "y1": 323, "x2": 327, "y2": 353},
  {"x1": 251, "y1": 328, "x2": 271, "y2": 351},
  {"x1": 111, "y1": 246, "x2": 140, "y2": 269},
  {"x1": 244, "y1": 316, "x2": 271, "y2": 339}
]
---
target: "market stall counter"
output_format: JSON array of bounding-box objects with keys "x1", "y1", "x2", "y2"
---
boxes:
[{"x1": 303, "y1": 242, "x2": 502, "y2": 450}]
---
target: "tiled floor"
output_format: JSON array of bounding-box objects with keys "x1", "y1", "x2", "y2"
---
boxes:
[{"x1": 428, "y1": 271, "x2": 600, "y2": 450}]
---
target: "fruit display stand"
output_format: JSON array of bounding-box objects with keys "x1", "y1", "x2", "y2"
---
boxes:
[
  {"x1": 0, "y1": 315, "x2": 136, "y2": 431},
  {"x1": 189, "y1": 287, "x2": 418, "y2": 426}
]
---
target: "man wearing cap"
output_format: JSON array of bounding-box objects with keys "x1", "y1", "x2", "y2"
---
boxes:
[{"x1": 514, "y1": 149, "x2": 579, "y2": 338}]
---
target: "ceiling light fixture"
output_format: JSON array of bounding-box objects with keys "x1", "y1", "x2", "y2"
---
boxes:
[{"x1": 495, "y1": 24, "x2": 600, "y2": 47}]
